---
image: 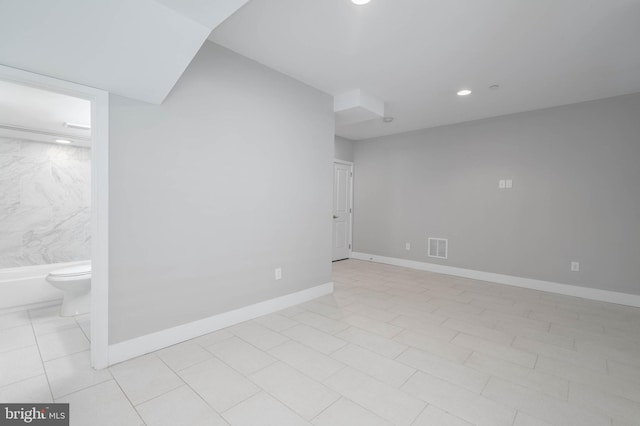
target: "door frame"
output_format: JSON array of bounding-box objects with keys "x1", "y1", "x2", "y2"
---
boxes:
[
  {"x1": 0, "y1": 65, "x2": 110, "y2": 369},
  {"x1": 333, "y1": 159, "x2": 354, "y2": 260}
]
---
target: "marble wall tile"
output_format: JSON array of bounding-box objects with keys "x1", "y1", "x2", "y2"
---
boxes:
[
  {"x1": 0, "y1": 137, "x2": 91, "y2": 268},
  {"x1": 0, "y1": 140, "x2": 20, "y2": 154}
]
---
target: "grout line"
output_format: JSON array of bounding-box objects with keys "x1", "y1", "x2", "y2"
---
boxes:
[
  {"x1": 509, "y1": 409, "x2": 519, "y2": 426},
  {"x1": 479, "y1": 374, "x2": 492, "y2": 395},
  {"x1": 410, "y1": 403, "x2": 430, "y2": 425},
  {"x1": 173, "y1": 351, "x2": 257, "y2": 416},
  {"x1": 203, "y1": 337, "x2": 282, "y2": 384},
  {"x1": 74, "y1": 316, "x2": 91, "y2": 342},
  {"x1": 393, "y1": 345, "x2": 411, "y2": 361},
  {"x1": 462, "y1": 349, "x2": 474, "y2": 364},
  {"x1": 264, "y1": 338, "x2": 290, "y2": 353},
  {"x1": 54, "y1": 378, "x2": 116, "y2": 400},
  {"x1": 396, "y1": 367, "x2": 417, "y2": 389},
  {"x1": 192, "y1": 329, "x2": 235, "y2": 350},
  {"x1": 217, "y1": 389, "x2": 262, "y2": 417},
  {"x1": 320, "y1": 365, "x2": 348, "y2": 384},
  {"x1": 223, "y1": 330, "x2": 287, "y2": 359},
  {"x1": 116, "y1": 355, "x2": 184, "y2": 407},
  {"x1": 307, "y1": 394, "x2": 342, "y2": 422},
  {"x1": 40, "y1": 345, "x2": 90, "y2": 363},
  {"x1": 398, "y1": 370, "x2": 418, "y2": 390},
  {"x1": 26, "y1": 311, "x2": 56, "y2": 403},
  {"x1": 109, "y1": 376, "x2": 148, "y2": 423}
]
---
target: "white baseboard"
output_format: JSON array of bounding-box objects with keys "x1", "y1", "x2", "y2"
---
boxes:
[
  {"x1": 351, "y1": 252, "x2": 640, "y2": 308},
  {"x1": 108, "y1": 282, "x2": 333, "y2": 366}
]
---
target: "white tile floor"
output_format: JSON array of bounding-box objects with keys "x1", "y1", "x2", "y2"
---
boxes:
[{"x1": 2, "y1": 259, "x2": 640, "y2": 425}]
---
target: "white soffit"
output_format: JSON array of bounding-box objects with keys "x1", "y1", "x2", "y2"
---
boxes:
[
  {"x1": 334, "y1": 89, "x2": 385, "y2": 126},
  {"x1": 0, "y1": 0, "x2": 249, "y2": 104},
  {"x1": 0, "y1": 80, "x2": 91, "y2": 146}
]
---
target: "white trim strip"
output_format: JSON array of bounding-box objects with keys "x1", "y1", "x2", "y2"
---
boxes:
[
  {"x1": 108, "y1": 282, "x2": 334, "y2": 366},
  {"x1": 89, "y1": 88, "x2": 109, "y2": 370},
  {"x1": 351, "y1": 252, "x2": 640, "y2": 308}
]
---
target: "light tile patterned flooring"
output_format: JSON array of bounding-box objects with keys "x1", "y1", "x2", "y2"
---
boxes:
[{"x1": 1, "y1": 259, "x2": 640, "y2": 425}]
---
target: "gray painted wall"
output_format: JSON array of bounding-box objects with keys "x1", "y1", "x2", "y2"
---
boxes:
[
  {"x1": 109, "y1": 42, "x2": 334, "y2": 344},
  {"x1": 334, "y1": 136, "x2": 354, "y2": 162},
  {"x1": 353, "y1": 93, "x2": 640, "y2": 295},
  {"x1": 0, "y1": 137, "x2": 90, "y2": 268}
]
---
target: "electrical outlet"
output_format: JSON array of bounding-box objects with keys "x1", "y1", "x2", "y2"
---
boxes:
[
  {"x1": 275, "y1": 267, "x2": 282, "y2": 280},
  {"x1": 405, "y1": 242, "x2": 411, "y2": 251},
  {"x1": 571, "y1": 262, "x2": 580, "y2": 272}
]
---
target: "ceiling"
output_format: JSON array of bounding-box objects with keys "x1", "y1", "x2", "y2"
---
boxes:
[
  {"x1": 0, "y1": 0, "x2": 249, "y2": 104},
  {"x1": 0, "y1": 80, "x2": 91, "y2": 146},
  {"x1": 209, "y1": 0, "x2": 640, "y2": 140}
]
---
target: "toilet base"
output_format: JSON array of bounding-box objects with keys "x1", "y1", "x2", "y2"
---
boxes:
[{"x1": 60, "y1": 291, "x2": 90, "y2": 317}]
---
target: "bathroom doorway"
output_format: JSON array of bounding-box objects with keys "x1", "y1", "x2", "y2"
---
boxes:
[{"x1": 0, "y1": 65, "x2": 109, "y2": 368}]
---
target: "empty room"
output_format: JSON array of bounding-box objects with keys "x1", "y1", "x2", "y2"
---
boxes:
[{"x1": 0, "y1": 1, "x2": 639, "y2": 425}]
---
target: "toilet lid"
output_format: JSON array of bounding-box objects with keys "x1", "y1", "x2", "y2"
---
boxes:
[{"x1": 49, "y1": 264, "x2": 92, "y2": 278}]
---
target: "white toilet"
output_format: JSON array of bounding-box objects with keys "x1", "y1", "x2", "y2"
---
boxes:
[{"x1": 46, "y1": 263, "x2": 91, "y2": 316}]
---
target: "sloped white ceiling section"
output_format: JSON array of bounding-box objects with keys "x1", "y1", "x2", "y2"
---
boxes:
[{"x1": 0, "y1": 0, "x2": 249, "y2": 104}]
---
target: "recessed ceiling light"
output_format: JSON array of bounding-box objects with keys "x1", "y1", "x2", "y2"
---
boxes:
[
  {"x1": 64, "y1": 122, "x2": 91, "y2": 130},
  {"x1": 383, "y1": 116, "x2": 394, "y2": 123},
  {"x1": 55, "y1": 139, "x2": 72, "y2": 144},
  {"x1": 457, "y1": 89, "x2": 472, "y2": 96},
  {"x1": 351, "y1": 0, "x2": 371, "y2": 5}
]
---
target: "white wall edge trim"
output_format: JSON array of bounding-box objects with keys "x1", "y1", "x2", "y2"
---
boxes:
[
  {"x1": 107, "y1": 281, "x2": 334, "y2": 366},
  {"x1": 0, "y1": 65, "x2": 110, "y2": 369},
  {"x1": 351, "y1": 252, "x2": 640, "y2": 308}
]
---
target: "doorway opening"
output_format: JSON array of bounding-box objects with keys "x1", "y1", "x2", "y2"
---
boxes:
[{"x1": 0, "y1": 65, "x2": 109, "y2": 368}]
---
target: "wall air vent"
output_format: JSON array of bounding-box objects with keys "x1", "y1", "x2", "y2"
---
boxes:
[{"x1": 428, "y1": 238, "x2": 448, "y2": 259}]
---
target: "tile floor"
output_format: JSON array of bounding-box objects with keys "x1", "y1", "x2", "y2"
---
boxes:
[{"x1": 1, "y1": 259, "x2": 640, "y2": 425}]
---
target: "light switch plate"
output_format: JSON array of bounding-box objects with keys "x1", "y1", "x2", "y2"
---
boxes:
[{"x1": 499, "y1": 179, "x2": 506, "y2": 189}]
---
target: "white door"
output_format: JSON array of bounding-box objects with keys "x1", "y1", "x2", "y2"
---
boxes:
[{"x1": 332, "y1": 161, "x2": 353, "y2": 261}]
